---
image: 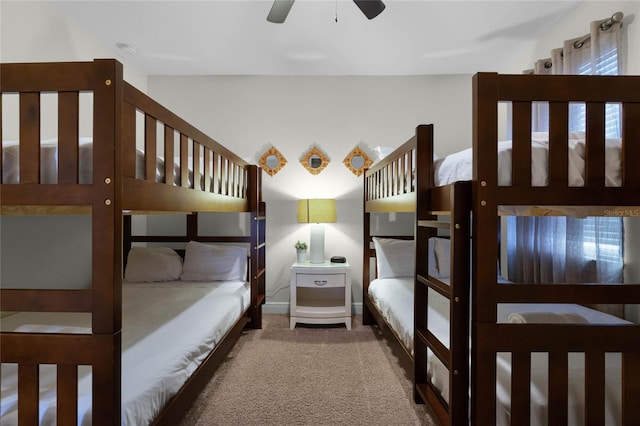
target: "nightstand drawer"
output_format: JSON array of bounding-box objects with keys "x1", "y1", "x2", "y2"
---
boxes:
[{"x1": 296, "y1": 273, "x2": 345, "y2": 288}]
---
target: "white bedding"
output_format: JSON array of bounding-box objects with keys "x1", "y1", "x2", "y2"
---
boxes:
[{"x1": 0, "y1": 280, "x2": 250, "y2": 425}]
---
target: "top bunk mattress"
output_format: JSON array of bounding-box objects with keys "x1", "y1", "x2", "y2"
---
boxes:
[{"x1": 0, "y1": 279, "x2": 250, "y2": 425}]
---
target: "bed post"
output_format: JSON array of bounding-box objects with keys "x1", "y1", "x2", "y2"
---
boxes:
[
  {"x1": 91, "y1": 58, "x2": 124, "y2": 425},
  {"x1": 248, "y1": 165, "x2": 266, "y2": 329},
  {"x1": 362, "y1": 180, "x2": 374, "y2": 325},
  {"x1": 471, "y1": 72, "x2": 500, "y2": 426}
]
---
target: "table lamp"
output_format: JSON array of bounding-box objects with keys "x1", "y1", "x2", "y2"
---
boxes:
[{"x1": 297, "y1": 199, "x2": 336, "y2": 263}]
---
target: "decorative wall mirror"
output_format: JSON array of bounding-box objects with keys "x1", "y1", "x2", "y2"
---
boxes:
[
  {"x1": 343, "y1": 146, "x2": 373, "y2": 176},
  {"x1": 259, "y1": 146, "x2": 287, "y2": 176},
  {"x1": 300, "y1": 147, "x2": 329, "y2": 175}
]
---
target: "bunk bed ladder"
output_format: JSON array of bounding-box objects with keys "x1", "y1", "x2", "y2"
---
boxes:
[{"x1": 414, "y1": 124, "x2": 472, "y2": 426}]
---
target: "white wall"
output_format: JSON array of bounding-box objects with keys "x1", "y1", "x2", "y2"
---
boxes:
[
  {"x1": 0, "y1": 2, "x2": 149, "y2": 289},
  {"x1": 0, "y1": 1, "x2": 147, "y2": 88},
  {"x1": 148, "y1": 75, "x2": 473, "y2": 309}
]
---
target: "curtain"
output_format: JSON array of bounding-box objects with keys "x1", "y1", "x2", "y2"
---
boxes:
[{"x1": 509, "y1": 15, "x2": 624, "y2": 286}]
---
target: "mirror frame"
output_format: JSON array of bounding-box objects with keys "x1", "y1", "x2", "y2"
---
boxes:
[
  {"x1": 300, "y1": 147, "x2": 329, "y2": 175},
  {"x1": 343, "y1": 146, "x2": 373, "y2": 176},
  {"x1": 259, "y1": 146, "x2": 287, "y2": 176}
]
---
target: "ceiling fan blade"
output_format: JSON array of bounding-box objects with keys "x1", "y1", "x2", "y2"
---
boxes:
[
  {"x1": 353, "y1": 0, "x2": 385, "y2": 20},
  {"x1": 267, "y1": 0, "x2": 295, "y2": 23}
]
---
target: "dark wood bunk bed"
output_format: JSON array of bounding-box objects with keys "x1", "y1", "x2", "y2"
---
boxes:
[
  {"x1": 0, "y1": 59, "x2": 266, "y2": 425},
  {"x1": 362, "y1": 125, "x2": 471, "y2": 421},
  {"x1": 365, "y1": 72, "x2": 640, "y2": 426}
]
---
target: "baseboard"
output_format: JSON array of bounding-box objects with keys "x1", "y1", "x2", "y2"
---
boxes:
[{"x1": 263, "y1": 302, "x2": 363, "y2": 315}]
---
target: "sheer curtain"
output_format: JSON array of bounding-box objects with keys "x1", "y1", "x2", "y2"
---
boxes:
[{"x1": 508, "y1": 15, "x2": 624, "y2": 286}]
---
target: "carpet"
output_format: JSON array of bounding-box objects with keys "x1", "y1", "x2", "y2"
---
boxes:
[{"x1": 179, "y1": 314, "x2": 437, "y2": 425}]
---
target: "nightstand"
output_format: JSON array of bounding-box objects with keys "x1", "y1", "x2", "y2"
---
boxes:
[{"x1": 290, "y1": 261, "x2": 351, "y2": 330}]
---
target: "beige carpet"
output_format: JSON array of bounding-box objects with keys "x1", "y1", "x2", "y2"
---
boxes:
[{"x1": 180, "y1": 314, "x2": 437, "y2": 426}]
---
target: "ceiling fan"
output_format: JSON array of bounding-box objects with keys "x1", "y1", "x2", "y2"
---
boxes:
[{"x1": 267, "y1": 0, "x2": 385, "y2": 24}]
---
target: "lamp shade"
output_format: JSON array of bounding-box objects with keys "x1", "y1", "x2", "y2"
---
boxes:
[{"x1": 297, "y1": 199, "x2": 336, "y2": 224}]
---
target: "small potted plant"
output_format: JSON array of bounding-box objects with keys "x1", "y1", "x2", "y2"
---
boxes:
[{"x1": 294, "y1": 240, "x2": 308, "y2": 263}]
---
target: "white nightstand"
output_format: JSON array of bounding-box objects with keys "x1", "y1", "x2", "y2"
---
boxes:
[{"x1": 290, "y1": 261, "x2": 351, "y2": 330}]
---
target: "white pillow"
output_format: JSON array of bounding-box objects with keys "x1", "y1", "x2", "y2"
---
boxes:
[
  {"x1": 372, "y1": 237, "x2": 415, "y2": 279},
  {"x1": 180, "y1": 241, "x2": 248, "y2": 282},
  {"x1": 432, "y1": 237, "x2": 451, "y2": 278},
  {"x1": 124, "y1": 246, "x2": 182, "y2": 282}
]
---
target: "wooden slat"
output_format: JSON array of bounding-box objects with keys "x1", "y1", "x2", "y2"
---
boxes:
[
  {"x1": 622, "y1": 352, "x2": 640, "y2": 425},
  {"x1": 512, "y1": 101, "x2": 532, "y2": 187},
  {"x1": 496, "y1": 186, "x2": 640, "y2": 207},
  {"x1": 487, "y1": 324, "x2": 638, "y2": 352},
  {"x1": 622, "y1": 102, "x2": 640, "y2": 187},
  {"x1": 164, "y1": 125, "x2": 174, "y2": 185},
  {"x1": 0, "y1": 289, "x2": 92, "y2": 312},
  {"x1": 18, "y1": 364, "x2": 39, "y2": 425},
  {"x1": 494, "y1": 73, "x2": 640, "y2": 102},
  {"x1": 547, "y1": 102, "x2": 569, "y2": 187},
  {"x1": 496, "y1": 282, "x2": 640, "y2": 304},
  {"x1": 1, "y1": 333, "x2": 93, "y2": 363},
  {"x1": 0, "y1": 62, "x2": 94, "y2": 92},
  {"x1": 0, "y1": 184, "x2": 95, "y2": 206},
  {"x1": 145, "y1": 115, "x2": 157, "y2": 181},
  {"x1": 203, "y1": 148, "x2": 211, "y2": 192},
  {"x1": 20, "y1": 92, "x2": 40, "y2": 184},
  {"x1": 0, "y1": 96, "x2": 3, "y2": 182},
  {"x1": 180, "y1": 133, "x2": 188, "y2": 188},
  {"x1": 585, "y1": 102, "x2": 606, "y2": 188},
  {"x1": 511, "y1": 352, "x2": 531, "y2": 424},
  {"x1": 58, "y1": 92, "x2": 80, "y2": 184},
  {"x1": 548, "y1": 351, "x2": 569, "y2": 424},
  {"x1": 193, "y1": 141, "x2": 201, "y2": 191},
  {"x1": 585, "y1": 351, "x2": 606, "y2": 425},
  {"x1": 57, "y1": 364, "x2": 78, "y2": 425},
  {"x1": 213, "y1": 152, "x2": 220, "y2": 194}
]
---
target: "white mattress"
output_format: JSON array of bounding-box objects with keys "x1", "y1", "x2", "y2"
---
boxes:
[
  {"x1": 0, "y1": 280, "x2": 250, "y2": 425},
  {"x1": 368, "y1": 277, "x2": 449, "y2": 356}
]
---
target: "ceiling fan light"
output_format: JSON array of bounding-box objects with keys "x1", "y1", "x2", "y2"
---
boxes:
[
  {"x1": 353, "y1": 0, "x2": 385, "y2": 20},
  {"x1": 267, "y1": 0, "x2": 295, "y2": 24}
]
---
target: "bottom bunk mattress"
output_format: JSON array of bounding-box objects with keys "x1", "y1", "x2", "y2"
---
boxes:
[
  {"x1": 0, "y1": 279, "x2": 250, "y2": 425},
  {"x1": 367, "y1": 277, "x2": 450, "y2": 357}
]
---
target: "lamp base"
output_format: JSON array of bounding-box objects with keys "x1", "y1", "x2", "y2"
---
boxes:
[{"x1": 309, "y1": 224, "x2": 325, "y2": 263}]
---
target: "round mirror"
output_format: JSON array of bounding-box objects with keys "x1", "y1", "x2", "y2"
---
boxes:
[
  {"x1": 309, "y1": 155, "x2": 322, "y2": 169},
  {"x1": 343, "y1": 146, "x2": 372, "y2": 176},
  {"x1": 265, "y1": 154, "x2": 280, "y2": 169},
  {"x1": 350, "y1": 155, "x2": 365, "y2": 169},
  {"x1": 300, "y1": 147, "x2": 329, "y2": 175},
  {"x1": 259, "y1": 147, "x2": 287, "y2": 176}
]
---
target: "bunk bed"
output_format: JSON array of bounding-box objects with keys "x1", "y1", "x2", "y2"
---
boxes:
[
  {"x1": 0, "y1": 59, "x2": 267, "y2": 425},
  {"x1": 363, "y1": 72, "x2": 640, "y2": 426}
]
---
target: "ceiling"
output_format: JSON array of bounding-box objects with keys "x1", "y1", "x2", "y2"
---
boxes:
[{"x1": 52, "y1": 0, "x2": 583, "y2": 76}]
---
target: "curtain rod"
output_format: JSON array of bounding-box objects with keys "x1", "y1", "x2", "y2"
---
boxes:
[{"x1": 573, "y1": 11, "x2": 624, "y2": 49}]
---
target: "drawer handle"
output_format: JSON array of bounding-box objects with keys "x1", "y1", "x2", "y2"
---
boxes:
[{"x1": 314, "y1": 280, "x2": 328, "y2": 286}]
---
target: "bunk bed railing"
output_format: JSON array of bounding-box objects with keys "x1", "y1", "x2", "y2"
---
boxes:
[
  {"x1": 472, "y1": 72, "x2": 640, "y2": 426},
  {"x1": 364, "y1": 136, "x2": 416, "y2": 212}
]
